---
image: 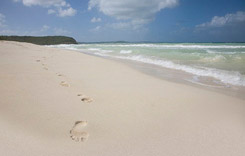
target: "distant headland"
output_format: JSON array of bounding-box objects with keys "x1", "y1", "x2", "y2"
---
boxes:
[{"x1": 0, "y1": 36, "x2": 77, "y2": 45}]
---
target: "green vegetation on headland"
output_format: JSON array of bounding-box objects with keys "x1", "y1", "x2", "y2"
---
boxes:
[{"x1": 0, "y1": 36, "x2": 77, "y2": 45}]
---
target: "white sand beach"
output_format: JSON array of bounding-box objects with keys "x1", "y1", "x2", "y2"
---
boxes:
[{"x1": 0, "y1": 41, "x2": 245, "y2": 156}]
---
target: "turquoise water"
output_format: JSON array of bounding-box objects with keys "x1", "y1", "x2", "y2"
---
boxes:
[{"x1": 48, "y1": 43, "x2": 245, "y2": 87}]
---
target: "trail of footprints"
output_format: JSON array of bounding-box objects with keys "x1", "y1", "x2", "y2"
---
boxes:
[
  {"x1": 36, "y1": 59, "x2": 49, "y2": 70},
  {"x1": 36, "y1": 57, "x2": 93, "y2": 142}
]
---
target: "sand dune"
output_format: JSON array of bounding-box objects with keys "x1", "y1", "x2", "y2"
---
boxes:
[{"x1": 0, "y1": 41, "x2": 244, "y2": 156}]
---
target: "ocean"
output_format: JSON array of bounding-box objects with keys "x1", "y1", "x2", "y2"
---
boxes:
[{"x1": 48, "y1": 43, "x2": 245, "y2": 88}]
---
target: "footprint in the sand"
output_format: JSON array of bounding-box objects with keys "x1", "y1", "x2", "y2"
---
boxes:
[
  {"x1": 77, "y1": 94, "x2": 93, "y2": 103},
  {"x1": 60, "y1": 81, "x2": 70, "y2": 87},
  {"x1": 56, "y1": 73, "x2": 64, "y2": 77},
  {"x1": 43, "y1": 67, "x2": 48, "y2": 70},
  {"x1": 70, "y1": 121, "x2": 89, "y2": 142},
  {"x1": 36, "y1": 59, "x2": 41, "y2": 62}
]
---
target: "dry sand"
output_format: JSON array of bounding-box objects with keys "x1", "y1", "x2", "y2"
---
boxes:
[{"x1": 0, "y1": 41, "x2": 244, "y2": 156}]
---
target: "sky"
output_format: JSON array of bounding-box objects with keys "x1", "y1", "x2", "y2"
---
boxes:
[{"x1": 0, "y1": 0, "x2": 245, "y2": 42}]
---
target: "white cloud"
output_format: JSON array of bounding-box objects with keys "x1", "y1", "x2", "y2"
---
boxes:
[
  {"x1": 91, "y1": 17, "x2": 101, "y2": 23},
  {"x1": 14, "y1": 0, "x2": 76, "y2": 17},
  {"x1": 88, "y1": 0, "x2": 178, "y2": 28},
  {"x1": 48, "y1": 9, "x2": 56, "y2": 14},
  {"x1": 109, "y1": 22, "x2": 141, "y2": 30},
  {"x1": 197, "y1": 11, "x2": 245, "y2": 28},
  {"x1": 90, "y1": 26, "x2": 101, "y2": 32},
  {"x1": 109, "y1": 19, "x2": 153, "y2": 30},
  {"x1": 58, "y1": 7, "x2": 76, "y2": 17},
  {"x1": 0, "y1": 13, "x2": 6, "y2": 27},
  {"x1": 14, "y1": 0, "x2": 66, "y2": 7},
  {"x1": 110, "y1": 22, "x2": 131, "y2": 30}
]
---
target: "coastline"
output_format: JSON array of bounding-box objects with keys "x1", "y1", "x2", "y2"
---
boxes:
[
  {"x1": 62, "y1": 48, "x2": 245, "y2": 100},
  {"x1": 0, "y1": 41, "x2": 245, "y2": 156},
  {"x1": 111, "y1": 57, "x2": 245, "y2": 100}
]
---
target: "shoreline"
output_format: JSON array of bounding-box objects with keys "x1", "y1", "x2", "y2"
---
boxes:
[
  {"x1": 1, "y1": 41, "x2": 245, "y2": 156},
  {"x1": 113, "y1": 57, "x2": 245, "y2": 100},
  {"x1": 59, "y1": 48, "x2": 245, "y2": 100},
  {"x1": 50, "y1": 42, "x2": 245, "y2": 89}
]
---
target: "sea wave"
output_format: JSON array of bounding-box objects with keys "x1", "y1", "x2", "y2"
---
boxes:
[
  {"x1": 88, "y1": 48, "x2": 100, "y2": 51},
  {"x1": 98, "y1": 44, "x2": 245, "y2": 49},
  {"x1": 200, "y1": 55, "x2": 227, "y2": 62},
  {"x1": 88, "y1": 48, "x2": 112, "y2": 53},
  {"x1": 46, "y1": 44, "x2": 245, "y2": 86},
  {"x1": 46, "y1": 44, "x2": 79, "y2": 51},
  {"x1": 112, "y1": 55, "x2": 245, "y2": 86},
  {"x1": 206, "y1": 50, "x2": 237, "y2": 54},
  {"x1": 120, "y1": 50, "x2": 132, "y2": 54}
]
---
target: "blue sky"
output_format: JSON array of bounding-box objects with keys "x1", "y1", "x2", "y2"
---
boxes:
[{"x1": 0, "y1": 0, "x2": 245, "y2": 42}]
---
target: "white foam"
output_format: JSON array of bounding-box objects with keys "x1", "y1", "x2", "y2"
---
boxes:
[
  {"x1": 47, "y1": 43, "x2": 245, "y2": 50},
  {"x1": 93, "y1": 52, "x2": 108, "y2": 56},
  {"x1": 186, "y1": 79, "x2": 226, "y2": 88},
  {"x1": 46, "y1": 44, "x2": 76, "y2": 48},
  {"x1": 206, "y1": 50, "x2": 237, "y2": 54},
  {"x1": 201, "y1": 55, "x2": 227, "y2": 62},
  {"x1": 46, "y1": 44, "x2": 245, "y2": 86},
  {"x1": 100, "y1": 44, "x2": 245, "y2": 49},
  {"x1": 120, "y1": 50, "x2": 132, "y2": 54},
  {"x1": 88, "y1": 48, "x2": 101, "y2": 51},
  {"x1": 46, "y1": 44, "x2": 80, "y2": 51},
  {"x1": 79, "y1": 48, "x2": 113, "y2": 53},
  {"x1": 101, "y1": 50, "x2": 113, "y2": 53},
  {"x1": 112, "y1": 55, "x2": 245, "y2": 86}
]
